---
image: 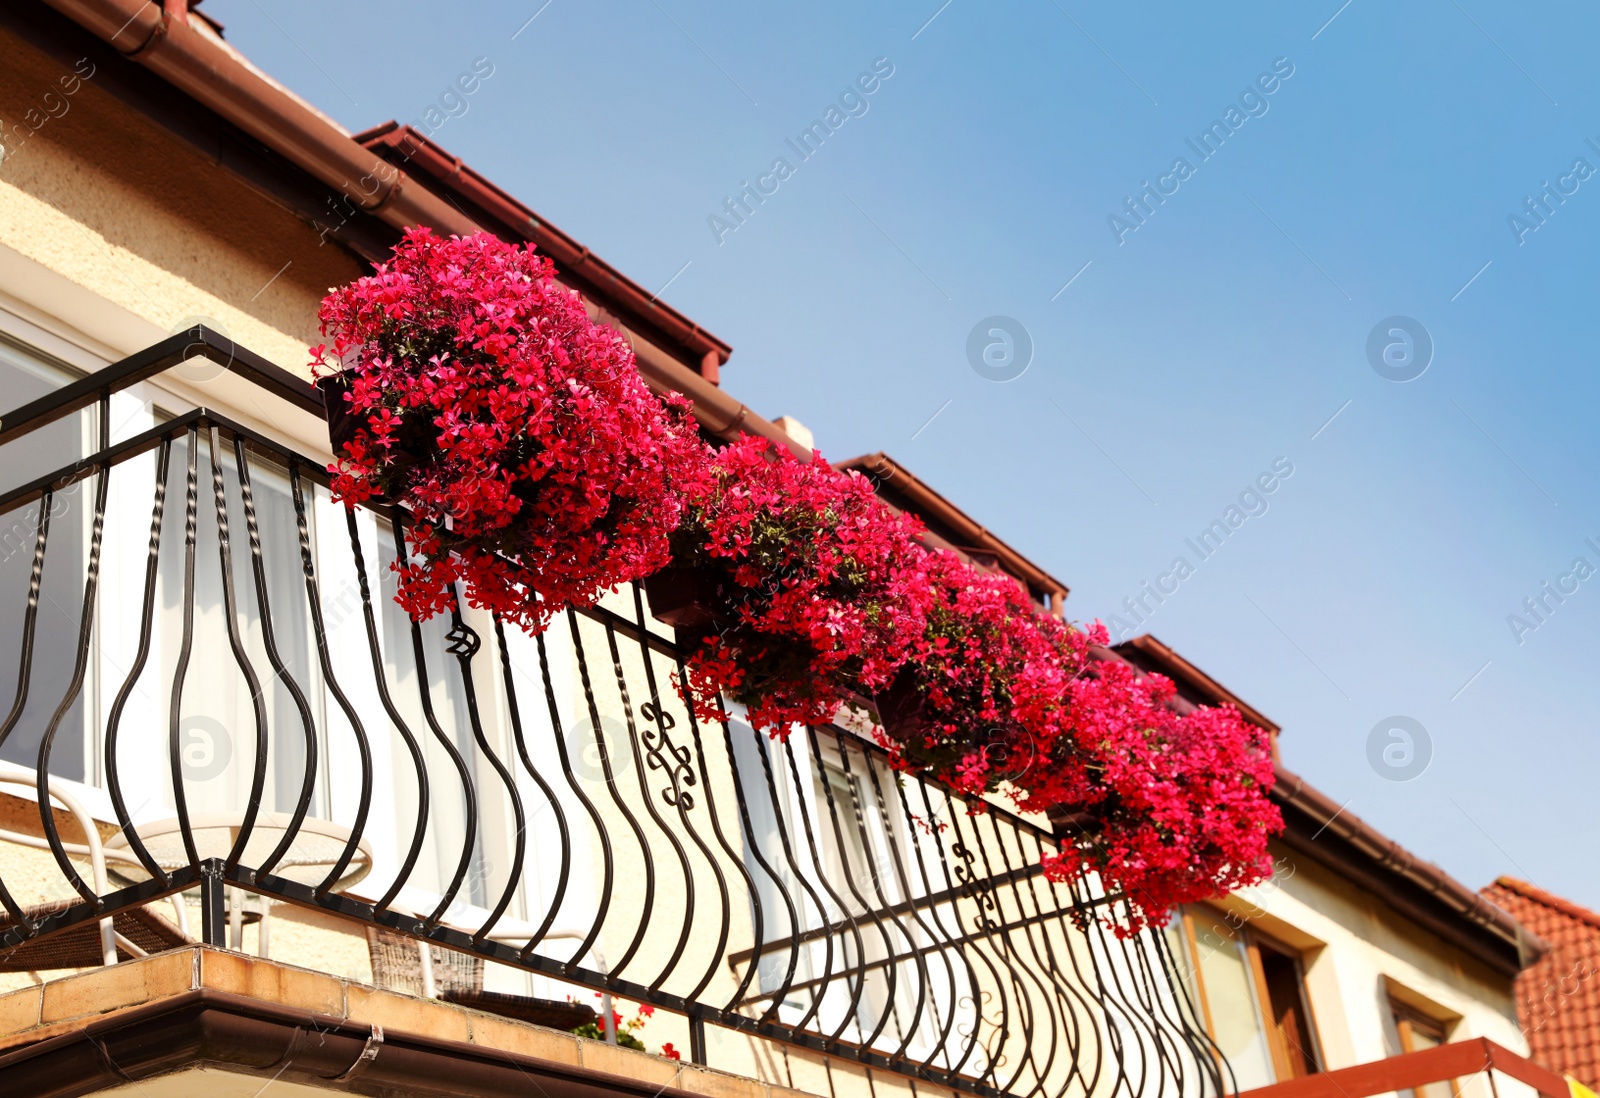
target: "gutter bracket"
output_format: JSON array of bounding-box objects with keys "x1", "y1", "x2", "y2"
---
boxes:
[
  {"x1": 327, "y1": 1024, "x2": 384, "y2": 1083},
  {"x1": 119, "y1": 10, "x2": 168, "y2": 59}
]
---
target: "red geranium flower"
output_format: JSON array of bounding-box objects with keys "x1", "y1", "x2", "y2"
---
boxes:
[{"x1": 312, "y1": 229, "x2": 710, "y2": 634}]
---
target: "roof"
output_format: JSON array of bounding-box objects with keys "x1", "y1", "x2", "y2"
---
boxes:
[
  {"x1": 356, "y1": 122, "x2": 731, "y2": 382},
  {"x1": 1111, "y1": 634, "x2": 1279, "y2": 735},
  {"x1": 1482, "y1": 877, "x2": 1600, "y2": 1087},
  {"x1": 835, "y1": 453, "x2": 1069, "y2": 612},
  {"x1": 22, "y1": 0, "x2": 816, "y2": 461}
]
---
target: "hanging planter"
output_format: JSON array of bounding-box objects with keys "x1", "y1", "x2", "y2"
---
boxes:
[
  {"x1": 874, "y1": 549, "x2": 1283, "y2": 935},
  {"x1": 1026, "y1": 659, "x2": 1282, "y2": 936},
  {"x1": 642, "y1": 562, "x2": 729, "y2": 646},
  {"x1": 310, "y1": 228, "x2": 710, "y2": 634},
  {"x1": 666, "y1": 435, "x2": 931, "y2": 736},
  {"x1": 316, "y1": 370, "x2": 438, "y2": 504}
]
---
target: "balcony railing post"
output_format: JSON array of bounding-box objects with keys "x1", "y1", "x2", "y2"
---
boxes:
[
  {"x1": 200, "y1": 859, "x2": 227, "y2": 947},
  {"x1": 689, "y1": 1015, "x2": 707, "y2": 1065}
]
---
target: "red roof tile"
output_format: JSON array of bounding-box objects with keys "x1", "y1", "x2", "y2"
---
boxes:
[{"x1": 1482, "y1": 877, "x2": 1600, "y2": 1090}]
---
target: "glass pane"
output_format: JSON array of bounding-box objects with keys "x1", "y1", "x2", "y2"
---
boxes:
[
  {"x1": 1401, "y1": 1022, "x2": 1454, "y2": 1098},
  {"x1": 1194, "y1": 923, "x2": 1276, "y2": 1090},
  {"x1": 1163, "y1": 917, "x2": 1200, "y2": 1015}
]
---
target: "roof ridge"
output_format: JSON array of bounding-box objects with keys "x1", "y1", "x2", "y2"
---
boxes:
[{"x1": 1488, "y1": 876, "x2": 1600, "y2": 934}]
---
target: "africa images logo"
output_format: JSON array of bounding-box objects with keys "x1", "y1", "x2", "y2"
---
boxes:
[
  {"x1": 1108, "y1": 57, "x2": 1296, "y2": 245},
  {"x1": 707, "y1": 58, "x2": 896, "y2": 244}
]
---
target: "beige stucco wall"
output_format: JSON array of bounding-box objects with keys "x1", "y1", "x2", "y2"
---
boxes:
[{"x1": 0, "y1": 22, "x2": 362, "y2": 377}]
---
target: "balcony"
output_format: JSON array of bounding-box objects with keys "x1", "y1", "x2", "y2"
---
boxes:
[{"x1": 0, "y1": 330, "x2": 1232, "y2": 1098}]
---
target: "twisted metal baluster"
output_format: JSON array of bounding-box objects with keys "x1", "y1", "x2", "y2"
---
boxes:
[
  {"x1": 1120, "y1": 911, "x2": 1203, "y2": 1098},
  {"x1": 886, "y1": 768, "x2": 976, "y2": 1075},
  {"x1": 914, "y1": 780, "x2": 996, "y2": 1078},
  {"x1": 492, "y1": 616, "x2": 572, "y2": 948},
  {"x1": 205, "y1": 426, "x2": 272, "y2": 873},
  {"x1": 659, "y1": 659, "x2": 758, "y2": 1011},
  {"x1": 1065, "y1": 875, "x2": 1146, "y2": 1098},
  {"x1": 232, "y1": 439, "x2": 320, "y2": 878},
  {"x1": 387, "y1": 516, "x2": 479, "y2": 927},
  {"x1": 977, "y1": 812, "x2": 1086, "y2": 1098},
  {"x1": 623, "y1": 589, "x2": 732, "y2": 1002},
  {"x1": 711, "y1": 705, "x2": 793, "y2": 1022},
  {"x1": 1097, "y1": 885, "x2": 1186, "y2": 1098},
  {"x1": 925, "y1": 785, "x2": 1011, "y2": 1084},
  {"x1": 167, "y1": 432, "x2": 203, "y2": 872},
  {"x1": 104, "y1": 437, "x2": 173, "y2": 885},
  {"x1": 998, "y1": 822, "x2": 1102, "y2": 1098},
  {"x1": 289, "y1": 466, "x2": 373, "y2": 897},
  {"x1": 745, "y1": 721, "x2": 835, "y2": 1034},
  {"x1": 343, "y1": 506, "x2": 430, "y2": 914},
  {"x1": 36, "y1": 437, "x2": 111, "y2": 902},
  {"x1": 568, "y1": 611, "x2": 655, "y2": 981},
  {"x1": 1102, "y1": 898, "x2": 1186, "y2": 1098},
  {"x1": 1143, "y1": 906, "x2": 1231, "y2": 1098},
  {"x1": 1032, "y1": 852, "x2": 1118, "y2": 1098},
  {"x1": 0, "y1": 491, "x2": 54, "y2": 926},
  {"x1": 602, "y1": 620, "x2": 696, "y2": 993},
  {"x1": 529, "y1": 622, "x2": 613, "y2": 971},
  {"x1": 439, "y1": 596, "x2": 528, "y2": 946},
  {"x1": 946, "y1": 796, "x2": 1050, "y2": 1097},
  {"x1": 856, "y1": 743, "x2": 952, "y2": 1067},
  {"x1": 809, "y1": 728, "x2": 905, "y2": 1052}
]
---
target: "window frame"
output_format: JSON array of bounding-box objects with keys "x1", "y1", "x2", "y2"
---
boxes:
[
  {"x1": 1389, "y1": 995, "x2": 1459, "y2": 1098},
  {"x1": 1176, "y1": 905, "x2": 1326, "y2": 1084}
]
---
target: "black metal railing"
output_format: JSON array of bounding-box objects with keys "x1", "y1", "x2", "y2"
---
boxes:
[{"x1": 0, "y1": 330, "x2": 1236, "y2": 1098}]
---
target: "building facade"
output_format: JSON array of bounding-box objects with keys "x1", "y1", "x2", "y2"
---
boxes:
[{"x1": 0, "y1": 4, "x2": 1568, "y2": 1098}]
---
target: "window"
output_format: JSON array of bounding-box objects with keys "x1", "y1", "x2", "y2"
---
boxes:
[
  {"x1": 1391, "y1": 997, "x2": 1456, "y2": 1098},
  {"x1": 1168, "y1": 907, "x2": 1323, "y2": 1090}
]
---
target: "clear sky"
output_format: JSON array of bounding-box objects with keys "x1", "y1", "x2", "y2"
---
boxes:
[{"x1": 209, "y1": 0, "x2": 1600, "y2": 911}]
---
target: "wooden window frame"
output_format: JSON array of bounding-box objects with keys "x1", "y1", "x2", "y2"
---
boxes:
[
  {"x1": 1177, "y1": 906, "x2": 1325, "y2": 1084},
  {"x1": 1390, "y1": 997, "x2": 1460, "y2": 1098}
]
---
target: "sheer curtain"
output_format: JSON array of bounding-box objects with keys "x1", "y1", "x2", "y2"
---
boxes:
[
  {"x1": 375, "y1": 521, "x2": 487, "y2": 909},
  {"x1": 155, "y1": 435, "x2": 327, "y2": 824},
  {"x1": 0, "y1": 340, "x2": 91, "y2": 783}
]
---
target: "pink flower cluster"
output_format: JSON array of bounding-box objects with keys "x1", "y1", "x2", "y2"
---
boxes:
[
  {"x1": 874, "y1": 549, "x2": 1098, "y2": 799},
  {"x1": 1024, "y1": 659, "x2": 1281, "y2": 934},
  {"x1": 674, "y1": 437, "x2": 932, "y2": 733},
  {"x1": 664, "y1": 456, "x2": 1281, "y2": 933},
  {"x1": 311, "y1": 228, "x2": 706, "y2": 634},
  {"x1": 312, "y1": 230, "x2": 1281, "y2": 929}
]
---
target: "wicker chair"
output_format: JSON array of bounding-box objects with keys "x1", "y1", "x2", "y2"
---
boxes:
[
  {"x1": 365, "y1": 925, "x2": 483, "y2": 997},
  {"x1": 364, "y1": 926, "x2": 596, "y2": 1030},
  {"x1": 0, "y1": 901, "x2": 189, "y2": 972}
]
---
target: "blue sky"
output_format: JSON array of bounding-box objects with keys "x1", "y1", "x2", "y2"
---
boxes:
[{"x1": 211, "y1": 0, "x2": 1600, "y2": 910}]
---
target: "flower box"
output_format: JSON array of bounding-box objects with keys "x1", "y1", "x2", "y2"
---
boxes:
[
  {"x1": 316, "y1": 371, "x2": 436, "y2": 504},
  {"x1": 643, "y1": 564, "x2": 728, "y2": 646}
]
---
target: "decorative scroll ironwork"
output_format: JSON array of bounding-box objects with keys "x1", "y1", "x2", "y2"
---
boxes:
[{"x1": 0, "y1": 330, "x2": 1234, "y2": 1098}]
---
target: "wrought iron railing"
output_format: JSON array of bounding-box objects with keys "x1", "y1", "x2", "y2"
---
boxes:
[{"x1": 0, "y1": 329, "x2": 1235, "y2": 1098}]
